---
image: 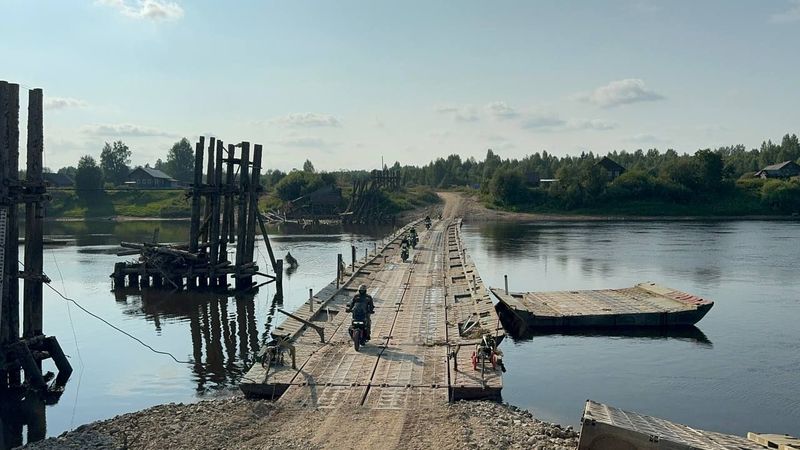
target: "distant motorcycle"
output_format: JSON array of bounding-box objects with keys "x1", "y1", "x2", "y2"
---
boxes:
[
  {"x1": 401, "y1": 245, "x2": 409, "y2": 262},
  {"x1": 425, "y1": 218, "x2": 432, "y2": 230},
  {"x1": 410, "y1": 234, "x2": 418, "y2": 248}
]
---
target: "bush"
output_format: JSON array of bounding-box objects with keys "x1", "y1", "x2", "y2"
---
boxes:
[
  {"x1": 274, "y1": 171, "x2": 326, "y2": 201},
  {"x1": 760, "y1": 179, "x2": 800, "y2": 212},
  {"x1": 488, "y1": 167, "x2": 527, "y2": 206}
]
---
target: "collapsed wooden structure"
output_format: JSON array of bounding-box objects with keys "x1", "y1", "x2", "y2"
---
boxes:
[
  {"x1": 112, "y1": 136, "x2": 283, "y2": 295},
  {"x1": 0, "y1": 81, "x2": 73, "y2": 393},
  {"x1": 342, "y1": 168, "x2": 401, "y2": 224}
]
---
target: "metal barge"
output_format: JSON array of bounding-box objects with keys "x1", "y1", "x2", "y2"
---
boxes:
[
  {"x1": 579, "y1": 400, "x2": 797, "y2": 450},
  {"x1": 491, "y1": 282, "x2": 713, "y2": 330}
]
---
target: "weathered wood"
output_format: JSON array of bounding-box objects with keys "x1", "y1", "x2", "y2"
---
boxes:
[
  {"x1": 225, "y1": 144, "x2": 236, "y2": 244},
  {"x1": 201, "y1": 137, "x2": 215, "y2": 251},
  {"x1": 235, "y1": 143, "x2": 250, "y2": 290},
  {"x1": 209, "y1": 140, "x2": 224, "y2": 287},
  {"x1": 244, "y1": 144, "x2": 262, "y2": 267},
  {"x1": 0, "y1": 81, "x2": 10, "y2": 350},
  {"x1": 23, "y1": 88, "x2": 44, "y2": 340},
  {"x1": 189, "y1": 136, "x2": 205, "y2": 253}
]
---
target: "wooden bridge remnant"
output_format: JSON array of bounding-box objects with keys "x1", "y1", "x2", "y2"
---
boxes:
[
  {"x1": 112, "y1": 136, "x2": 283, "y2": 296},
  {"x1": 0, "y1": 81, "x2": 73, "y2": 393},
  {"x1": 342, "y1": 167, "x2": 401, "y2": 224}
]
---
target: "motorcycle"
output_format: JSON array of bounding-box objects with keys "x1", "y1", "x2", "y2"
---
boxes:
[
  {"x1": 425, "y1": 219, "x2": 432, "y2": 230},
  {"x1": 401, "y1": 245, "x2": 409, "y2": 262},
  {"x1": 348, "y1": 319, "x2": 367, "y2": 351},
  {"x1": 410, "y1": 234, "x2": 418, "y2": 248}
]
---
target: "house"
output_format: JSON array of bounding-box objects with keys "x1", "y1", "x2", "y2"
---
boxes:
[
  {"x1": 596, "y1": 157, "x2": 626, "y2": 180},
  {"x1": 42, "y1": 172, "x2": 74, "y2": 188},
  {"x1": 754, "y1": 161, "x2": 800, "y2": 179},
  {"x1": 127, "y1": 167, "x2": 178, "y2": 188}
]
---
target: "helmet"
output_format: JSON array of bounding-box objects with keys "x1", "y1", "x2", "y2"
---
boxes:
[{"x1": 358, "y1": 284, "x2": 367, "y2": 293}]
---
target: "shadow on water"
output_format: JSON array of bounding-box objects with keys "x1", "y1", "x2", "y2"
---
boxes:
[
  {"x1": 496, "y1": 305, "x2": 713, "y2": 347},
  {"x1": 112, "y1": 288, "x2": 284, "y2": 394}
]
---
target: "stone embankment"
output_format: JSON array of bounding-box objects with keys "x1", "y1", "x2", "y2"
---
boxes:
[{"x1": 23, "y1": 396, "x2": 579, "y2": 450}]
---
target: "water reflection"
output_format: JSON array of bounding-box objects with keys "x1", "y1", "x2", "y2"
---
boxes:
[
  {"x1": 112, "y1": 289, "x2": 279, "y2": 393},
  {"x1": 0, "y1": 390, "x2": 52, "y2": 449}
]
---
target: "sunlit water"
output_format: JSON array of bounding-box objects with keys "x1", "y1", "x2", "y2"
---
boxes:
[
  {"x1": 461, "y1": 220, "x2": 800, "y2": 437},
  {"x1": 3, "y1": 219, "x2": 799, "y2": 446},
  {"x1": 3, "y1": 220, "x2": 391, "y2": 448}
]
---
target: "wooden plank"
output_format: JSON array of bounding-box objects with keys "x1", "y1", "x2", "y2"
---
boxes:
[{"x1": 23, "y1": 88, "x2": 44, "y2": 339}]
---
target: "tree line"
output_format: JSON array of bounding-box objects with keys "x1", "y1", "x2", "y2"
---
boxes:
[{"x1": 52, "y1": 138, "x2": 197, "y2": 191}]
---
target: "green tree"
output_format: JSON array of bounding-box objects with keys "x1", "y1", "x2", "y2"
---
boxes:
[
  {"x1": 274, "y1": 171, "x2": 324, "y2": 201},
  {"x1": 489, "y1": 167, "x2": 527, "y2": 205},
  {"x1": 164, "y1": 138, "x2": 195, "y2": 183},
  {"x1": 303, "y1": 159, "x2": 316, "y2": 173},
  {"x1": 100, "y1": 141, "x2": 132, "y2": 185},
  {"x1": 75, "y1": 155, "x2": 104, "y2": 192},
  {"x1": 57, "y1": 166, "x2": 77, "y2": 180}
]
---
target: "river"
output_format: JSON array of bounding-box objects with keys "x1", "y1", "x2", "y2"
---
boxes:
[
  {"x1": 3, "y1": 219, "x2": 799, "y2": 447},
  {"x1": 461, "y1": 220, "x2": 800, "y2": 437}
]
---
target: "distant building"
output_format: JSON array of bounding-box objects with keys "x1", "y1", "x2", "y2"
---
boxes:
[
  {"x1": 596, "y1": 157, "x2": 626, "y2": 180},
  {"x1": 755, "y1": 161, "x2": 800, "y2": 179},
  {"x1": 42, "y1": 172, "x2": 74, "y2": 188},
  {"x1": 127, "y1": 167, "x2": 178, "y2": 188}
]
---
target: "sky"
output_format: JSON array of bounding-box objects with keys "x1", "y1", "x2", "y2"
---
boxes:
[{"x1": 2, "y1": 0, "x2": 800, "y2": 172}]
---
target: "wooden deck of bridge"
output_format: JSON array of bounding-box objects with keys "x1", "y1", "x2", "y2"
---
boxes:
[{"x1": 240, "y1": 218, "x2": 504, "y2": 409}]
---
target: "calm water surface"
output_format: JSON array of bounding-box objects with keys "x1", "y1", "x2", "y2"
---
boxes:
[
  {"x1": 4, "y1": 220, "x2": 392, "y2": 448},
  {"x1": 461, "y1": 220, "x2": 800, "y2": 437},
  {"x1": 4, "y1": 220, "x2": 799, "y2": 446}
]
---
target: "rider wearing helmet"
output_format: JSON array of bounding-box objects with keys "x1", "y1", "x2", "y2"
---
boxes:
[{"x1": 346, "y1": 284, "x2": 375, "y2": 340}]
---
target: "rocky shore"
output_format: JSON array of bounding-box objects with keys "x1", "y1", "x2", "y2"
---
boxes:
[{"x1": 22, "y1": 396, "x2": 579, "y2": 450}]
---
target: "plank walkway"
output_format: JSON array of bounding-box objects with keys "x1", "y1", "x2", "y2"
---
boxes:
[{"x1": 240, "y1": 218, "x2": 505, "y2": 408}]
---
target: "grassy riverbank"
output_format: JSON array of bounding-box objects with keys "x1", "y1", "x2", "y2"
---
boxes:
[{"x1": 46, "y1": 189, "x2": 190, "y2": 219}]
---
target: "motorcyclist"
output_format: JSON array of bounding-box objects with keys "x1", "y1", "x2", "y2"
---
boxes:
[
  {"x1": 400, "y1": 234, "x2": 411, "y2": 249},
  {"x1": 409, "y1": 227, "x2": 418, "y2": 246},
  {"x1": 424, "y1": 215, "x2": 432, "y2": 228},
  {"x1": 346, "y1": 284, "x2": 375, "y2": 341}
]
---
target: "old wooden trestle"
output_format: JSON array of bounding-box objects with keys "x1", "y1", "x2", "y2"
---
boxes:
[
  {"x1": 112, "y1": 136, "x2": 282, "y2": 295},
  {"x1": 240, "y1": 217, "x2": 505, "y2": 407},
  {"x1": 0, "y1": 81, "x2": 73, "y2": 394}
]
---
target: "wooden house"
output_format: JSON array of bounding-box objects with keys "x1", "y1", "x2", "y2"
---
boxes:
[
  {"x1": 755, "y1": 161, "x2": 800, "y2": 179},
  {"x1": 596, "y1": 157, "x2": 626, "y2": 180},
  {"x1": 127, "y1": 167, "x2": 178, "y2": 188}
]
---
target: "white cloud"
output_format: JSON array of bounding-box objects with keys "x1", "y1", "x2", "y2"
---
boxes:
[
  {"x1": 771, "y1": 0, "x2": 800, "y2": 23},
  {"x1": 272, "y1": 136, "x2": 337, "y2": 149},
  {"x1": 435, "y1": 104, "x2": 479, "y2": 122},
  {"x1": 81, "y1": 123, "x2": 176, "y2": 137},
  {"x1": 96, "y1": 0, "x2": 184, "y2": 21},
  {"x1": 567, "y1": 119, "x2": 617, "y2": 131},
  {"x1": 485, "y1": 101, "x2": 519, "y2": 120},
  {"x1": 266, "y1": 113, "x2": 341, "y2": 128},
  {"x1": 44, "y1": 97, "x2": 88, "y2": 110},
  {"x1": 574, "y1": 78, "x2": 664, "y2": 108},
  {"x1": 522, "y1": 112, "x2": 615, "y2": 132},
  {"x1": 522, "y1": 112, "x2": 567, "y2": 129},
  {"x1": 628, "y1": 133, "x2": 667, "y2": 144}
]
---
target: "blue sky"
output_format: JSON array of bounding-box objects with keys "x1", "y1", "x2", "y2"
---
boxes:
[{"x1": 2, "y1": 0, "x2": 799, "y2": 171}]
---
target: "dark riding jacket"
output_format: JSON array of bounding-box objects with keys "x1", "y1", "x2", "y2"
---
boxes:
[{"x1": 347, "y1": 293, "x2": 375, "y2": 321}]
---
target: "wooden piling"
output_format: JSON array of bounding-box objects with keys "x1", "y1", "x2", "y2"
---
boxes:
[
  {"x1": 23, "y1": 88, "x2": 44, "y2": 340},
  {"x1": 244, "y1": 144, "x2": 262, "y2": 267},
  {"x1": 275, "y1": 259, "x2": 283, "y2": 297},
  {"x1": 235, "y1": 143, "x2": 250, "y2": 290},
  {"x1": 210, "y1": 140, "x2": 224, "y2": 288},
  {"x1": 189, "y1": 137, "x2": 205, "y2": 254},
  {"x1": 201, "y1": 137, "x2": 215, "y2": 255},
  {"x1": 351, "y1": 245, "x2": 356, "y2": 272}
]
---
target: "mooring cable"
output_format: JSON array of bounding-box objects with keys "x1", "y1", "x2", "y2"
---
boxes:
[{"x1": 19, "y1": 259, "x2": 193, "y2": 365}]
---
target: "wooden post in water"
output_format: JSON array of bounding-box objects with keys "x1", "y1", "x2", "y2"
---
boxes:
[
  {"x1": 225, "y1": 144, "x2": 236, "y2": 245},
  {"x1": 189, "y1": 137, "x2": 205, "y2": 254},
  {"x1": 209, "y1": 140, "x2": 224, "y2": 288},
  {"x1": 351, "y1": 245, "x2": 356, "y2": 272},
  {"x1": 23, "y1": 88, "x2": 44, "y2": 341},
  {"x1": 336, "y1": 254, "x2": 342, "y2": 289},
  {"x1": 244, "y1": 144, "x2": 262, "y2": 272},
  {"x1": 275, "y1": 259, "x2": 283, "y2": 297},
  {"x1": 235, "y1": 143, "x2": 250, "y2": 290},
  {"x1": 504, "y1": 275, "x2": 508, "y2": 295}
]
